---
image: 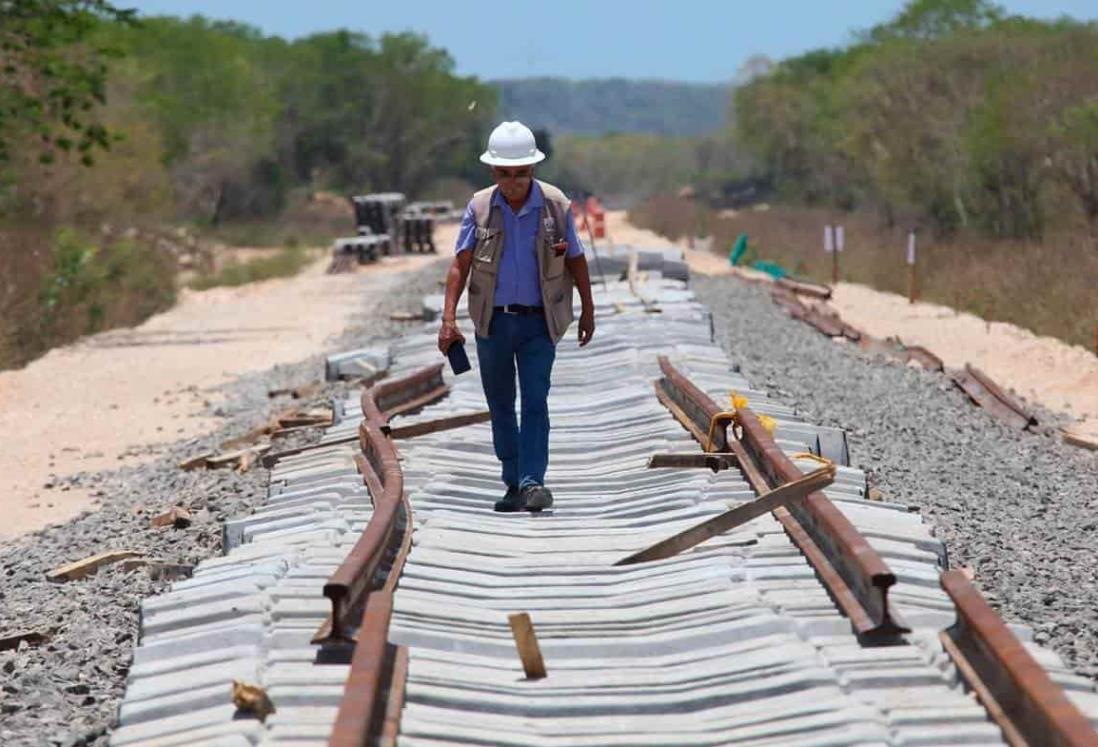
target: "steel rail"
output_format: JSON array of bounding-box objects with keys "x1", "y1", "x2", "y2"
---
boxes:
[
  {"x1": 656, "y1": 355, "x2": 907, "y2": 642},
  {"x1": 364, "y1": 363, "x2": 448, "y2": 423},
  {"x1": 315, "y1": 365, "x2": 445, "y2": 644},
  {"x1": 321, "y1": 364, "x2": 446, "y2": 746},
  {"x1": 940, "y1": 570, "x2": 1098, "y2": 747},
  {"x1": 951, "y1": 363, "x2": 1037, "y2": 430},
  {"x1": 329, "y1": 592, "x2": 397, "y2": 747}
]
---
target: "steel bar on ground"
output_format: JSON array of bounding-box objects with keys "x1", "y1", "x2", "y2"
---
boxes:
[
  {"x1": 951, "y1": 364, "x2": 1037, "y2": 430},
  {"x1": 616, "y1": 464, "x2": 835, "y2": 565},
  {"x1": 940, "y1": 570, "x2": 1098, "y2": 747}
]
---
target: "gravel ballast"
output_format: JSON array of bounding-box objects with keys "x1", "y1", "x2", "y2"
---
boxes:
[
  {"x1": 0, "y1": 258, "x2": 447, "y2": 747},
  {"x1": 3, "y1": 258, "x2": 1094, "y2": 745},
  {"x1": 692, "y1": 273, "x2": 1098, "y2": 681}
]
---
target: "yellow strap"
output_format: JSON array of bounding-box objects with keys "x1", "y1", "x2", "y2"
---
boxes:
[{"x1": 727, "y1": 391, "x2": 776, "y2": 436}]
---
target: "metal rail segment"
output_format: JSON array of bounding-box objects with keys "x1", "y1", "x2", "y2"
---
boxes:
[
  {"x1": 655, "y1": 355, "x2": 908, "y2": 642},
  {"x1": 940, "y1": 570, "x2": 1098, "y2": 747},
  {"x1": 317, "y1": 365, "x2": 444, "y2": 644}
]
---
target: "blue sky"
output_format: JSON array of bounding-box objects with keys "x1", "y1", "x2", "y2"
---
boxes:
[{"x1": 121, "y1": 0, "x2": 1095, "y2": 82}]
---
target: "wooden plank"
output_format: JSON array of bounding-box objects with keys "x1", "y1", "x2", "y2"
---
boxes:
[
  {"x1": 277, "y1": 410, "x2": 332, "y2": 428},
  {"x1": 1062, "y1": 430, "x2": 1098, "y2": 452},
  {"x1": 646, "y1": 452, "x2": 738, "y2": 472},
  {"x1": 47, "y1": 550, "x2": 143, "y2": 583},
  {"x1": 615, "y1": 465, "x2": 835, "y2": 566},
  {"x1": 206, "y1": 444, "x2": 271, "y2": 468},
  {"x1": 149, "y1": 506, "x2": 192, "y2": 529},
  {"x1": 261, "y1": 432, "x2": 359, "y2": 468},
  {"x1": 0, "y1": 630, "x2": 49, "y2": 651},
  {"x1": 178, "y1": 453, "x2": 212, "y2": 471},
  {"x1": 384, "y1": 410, "x2": 491, "y2": 440},
  {"x1": 508, "y1": 612, "x2": 547, "y2": 680},
  {"x1": 268, "y1": 381, "x2": 323, "y2": 399}
]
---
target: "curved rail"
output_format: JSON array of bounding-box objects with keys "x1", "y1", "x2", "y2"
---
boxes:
[
  {"x1": 315, "y1": 365, "x2": 447, "y2": 644},
  {"x1": 319, "y1": 364, "x2": 448, "y2": 746},
  {"x1": 656, "y1": 355, "x2": 907, "y2": 642}
]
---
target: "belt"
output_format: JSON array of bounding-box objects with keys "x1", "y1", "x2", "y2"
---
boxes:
[{"x1": 493, "y1": 304, "x2": 544, "y2": 316}]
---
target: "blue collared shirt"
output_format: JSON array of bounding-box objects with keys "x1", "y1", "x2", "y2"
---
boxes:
[{"x1": 455, "y1": 182, "x2": 584, "y2": 307}]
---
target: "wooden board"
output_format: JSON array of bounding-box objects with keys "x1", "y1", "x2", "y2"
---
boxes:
[
  {"x1": 47, "y1": 550, "x2": 143, "y2": 583},
  {"x1": 508, "y1": 612, "x2": 547, "y2": 680}
]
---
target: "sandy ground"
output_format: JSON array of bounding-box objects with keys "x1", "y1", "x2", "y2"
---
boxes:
[
  {"x1": 605, "y1": 210, "x2": 1098, "y2": 442},
  {"x1": 0, "y1": 231, "x2": 453, "y2": 541}
]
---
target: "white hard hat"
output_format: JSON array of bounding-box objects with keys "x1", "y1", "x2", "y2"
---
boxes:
[{"x1": 479, "y1": 121, "x2": 545, "y2": 167}]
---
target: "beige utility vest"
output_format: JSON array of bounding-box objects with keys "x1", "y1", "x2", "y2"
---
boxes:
[{"x1": 466, "y1": 180, "x2": 575, "y2": 344}]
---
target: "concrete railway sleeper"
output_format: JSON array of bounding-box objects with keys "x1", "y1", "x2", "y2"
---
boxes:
[{"x1": 109, "y1": 271, "x2": 1098, "y2": 747}]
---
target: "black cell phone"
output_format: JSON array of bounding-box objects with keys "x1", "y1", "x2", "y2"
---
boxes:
[{"x1": 446, "y1": 340, "x2": 471, "y2": 375}]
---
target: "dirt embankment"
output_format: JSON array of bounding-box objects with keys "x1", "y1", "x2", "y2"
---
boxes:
[
  {"x1": 607, "y1": 210, "x2": 1098, "y2": 442},
  {"x1": 0, "y1": 225, "x2": 455, "y2": 541}
]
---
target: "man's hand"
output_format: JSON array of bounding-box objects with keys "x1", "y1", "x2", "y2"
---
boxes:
[
  {"x1": 577, "y1": 308, "x2": 595, "y2": 347},
  {"x1": 438, "y1": 319, "x2": 465, "y2": 354}
]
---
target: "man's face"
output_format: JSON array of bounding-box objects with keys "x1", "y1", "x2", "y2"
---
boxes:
[{"x1": 492, "y1": 166, "x2": 533, "y2": 203}]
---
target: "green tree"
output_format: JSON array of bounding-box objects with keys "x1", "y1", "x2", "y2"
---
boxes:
[{"x1": 0, "y1": 0, "x2": 135, "y2": 165}]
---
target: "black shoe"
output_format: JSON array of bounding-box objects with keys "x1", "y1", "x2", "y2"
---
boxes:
[
  {"x1": 493, "y1": 485, "x2": 525, "y2": 512},
  {"x1": 521, "y1": 484, "x2": 554, "y2": 512}
]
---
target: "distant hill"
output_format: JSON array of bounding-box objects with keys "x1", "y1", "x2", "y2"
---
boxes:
[{"x1": 492, "y1": 77, "x2": 731, "y2": 137}]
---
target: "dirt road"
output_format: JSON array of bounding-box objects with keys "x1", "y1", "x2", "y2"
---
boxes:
[{"x1": 0, "y1": 234, "x2": 452, "y2": 541}]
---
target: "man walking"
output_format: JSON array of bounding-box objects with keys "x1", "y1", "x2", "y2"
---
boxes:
[{"x1": 437, "y1": 121, "x2": 596, "y2": 512}]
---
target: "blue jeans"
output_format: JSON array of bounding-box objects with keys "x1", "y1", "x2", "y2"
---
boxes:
[{"x1": 476, "y1": 313, "x2": 556, "y2": 489}]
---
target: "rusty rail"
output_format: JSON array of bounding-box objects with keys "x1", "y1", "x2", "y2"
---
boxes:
[
  {"x1": 315, "y1": 365, "x2": 446, "y2": 644},
  {"x1": 329, "y1": 592, "x2": 397, "y2": 747},
  {"x1": 940, "y1": 570, "x2": 1098, "y2": 747},
  {"x1": 318, "y1": 364, "x2": 450, "y2": 745},
  {"x1": 952, "y1": 363, "x2": 1037, "y2": 430},
  {"x1": 365, "y1": 363, "x2": 448, "y2": 422},
  {"x1": 656, "y1": 355, "x2": 907, "y2": 642}
]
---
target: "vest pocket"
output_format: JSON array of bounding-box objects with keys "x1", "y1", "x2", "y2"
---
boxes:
[
  {"x1": 473, "y1": 230, "x2": 501, "y2": 271},
  {"x1": 543, "y1": 242, "x2": 566, "y2": 279}
]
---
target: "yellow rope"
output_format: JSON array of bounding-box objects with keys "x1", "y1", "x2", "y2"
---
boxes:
[{"x1": 705, "y1": 390, "x2": 779, "y2": 451}]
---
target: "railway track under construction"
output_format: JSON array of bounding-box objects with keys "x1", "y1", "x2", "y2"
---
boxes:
[{"x1": 109, "y1": 258, "x2": 1098, "y2": 747}]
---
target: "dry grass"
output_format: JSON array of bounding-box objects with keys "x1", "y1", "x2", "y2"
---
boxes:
[
  {"x1": 187, "y1": 247, "x2": 318, "y2": 290},
  {"x1": 0, "y1": 224, "x2": 177, "y2": 371},
  {"x1": 631, "y1": 198, "x2": 1098, "y2": 350}
]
